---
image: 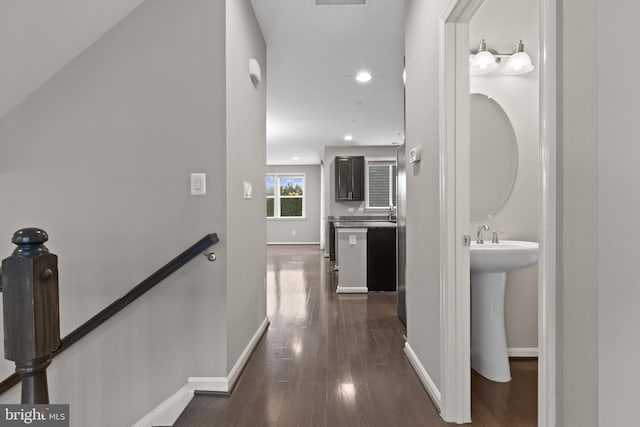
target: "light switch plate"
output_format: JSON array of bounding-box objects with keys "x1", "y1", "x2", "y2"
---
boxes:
[
  {"x1": 243, "y1": 181, "x2": 252, "y2": 199},
  {"x1": 349, "y1": 235, "x2": 357, "y2": 246},
  {"x1": 191, "y1": 173, "x2": 206, "y2": 195},
  {"x1": 348, "y1": 207, "x2": 355, "y2": 212}
]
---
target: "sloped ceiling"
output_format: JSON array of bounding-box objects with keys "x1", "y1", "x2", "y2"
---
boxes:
[{"x1": 0, "y1": 0, "x2": 145, "y2": 120}]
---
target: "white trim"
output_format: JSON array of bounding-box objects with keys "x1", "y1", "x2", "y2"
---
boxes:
[
  {"x1": 404, "y1": 342, "x2": 442, "y2": 411},
  {"x1": 538, "y1": 0, "x2": 556, "y2": 425},
  {"x1": 439, "y1": 0, "x2": 484, "y2": 423},
  {"x1": 267, "y1": 242, "x2": 321, "y2": 245},
  {"x1": 227, "y1": 316, "x2": 270, "y2": 391},
  {"x1": 508, "y1": 347, "x2": 539, "y2": 358},
  {"x1": 132, "y1": 317, "x2": 270, "y2": 427},
  {"x1": 131, "y1": 386, "x2": 194, "y2": 427},
  {"x1": 186, "y1": 376, "x2": 229, "y2": 393},
  {"x1": 336, "y1": 286, "x2": 368, "y2": 294},
  {"x1": 267, "y1": 173, "x2": 306, "y2": 219}
]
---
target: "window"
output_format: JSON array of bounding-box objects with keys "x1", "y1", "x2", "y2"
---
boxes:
[
  {"x1": 367, "y1": 160, "x2": 397, "y2": 209},
  {"x1": 266, "y1": 174, "x2": 305, "y2": 218}
]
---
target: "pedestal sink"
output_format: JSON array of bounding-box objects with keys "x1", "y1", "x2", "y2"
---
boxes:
[{"x1": 470, "y1": 240, "x2": 538, "y2": 382}]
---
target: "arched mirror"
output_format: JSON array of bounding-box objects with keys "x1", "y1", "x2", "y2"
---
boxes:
[{"x1": 470, "y1": 93, "x2": 518, "y2": 220}]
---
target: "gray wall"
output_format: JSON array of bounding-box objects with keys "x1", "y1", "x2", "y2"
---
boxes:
[
  {"x1": 553, "y1": 0, "x2": 640, "y2": 424},
  {"x1": 558, "y1": 0, "x2": 599, "y2": 424},
  {"x1": 404, "y1": 0, "x2": 444, "y2": 391},
  {"x1": 323, "y1": 145, "x2": 398, "y2": 218},
  {"x1": 469, "y1": 0, "x2": 539, "y2": 350},
  {"x1": 0, "y1": 0, "x2": 266, "y2": 425},
  {"x1": 225, "y1": 0, "x2": 267, "y2": 371},
  {"x1": 597, "y1": 2, "x2": 640, "y2": 423},
  {"x1": 267, "y1": 164, "x2": 321, "y2": 244}
]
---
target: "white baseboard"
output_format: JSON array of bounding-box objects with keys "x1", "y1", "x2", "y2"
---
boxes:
[
  {"x1": 227, "y1": 316, "x2": 270, "y2": 390},
  {"x1": 131, "y1": 386, "x2": 194, "y2": 427},
  {"x1": 336, "y1": 286, "x2": 368, "y2": 294},
  {"x1": 507, "y1": 347, "x2": 538, "y2": 358},
  {"x1": 267, "y1": 242, "x2": 320, "y2": 245},
  {"x1": 186, "y1": 376, "x2": 229, "y2": 393},
  {"x1": 404, "y1": 342, "x2": 442, "y2": 411},
  {"x1": 132, "y1": 316, "x2": 270, "y2": 427}
]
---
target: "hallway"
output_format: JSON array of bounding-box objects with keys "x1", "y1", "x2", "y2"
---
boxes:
[{"x1": 174, "y1": 246, "x2": 536, "y2": 426}]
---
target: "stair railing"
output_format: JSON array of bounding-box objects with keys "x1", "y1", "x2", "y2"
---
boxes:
[{"x1": 0, "y1": 228, "x2": 219, "y2": 403}]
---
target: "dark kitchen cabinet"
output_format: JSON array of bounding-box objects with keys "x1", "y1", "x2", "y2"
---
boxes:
[
  {"x1": 335, "y1": 156, "x2": 364, "y2": 201},
  {"x1": 367, "y1": 227, "x2": 397, "y2": 292}
]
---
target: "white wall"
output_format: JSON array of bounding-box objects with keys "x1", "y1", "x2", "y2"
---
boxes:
[
  {"x1": 224, "y1": 0, "x2": 268, "y2": 378},
  {"x1": 323, "y1": 145, "x2": 398, "y2": 218},
  {"x1": 267, "y1": 164, "x2": 321, "y2": 244},
  {"x1": 404, "y1": 0, "x2": 446, "y2": 391},
  {"x1": 469, "y1": 0, "x2": 539, "y2": 350}
]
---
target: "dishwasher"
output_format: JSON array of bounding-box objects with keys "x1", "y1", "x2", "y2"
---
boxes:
[{"x1": 366, "y1": 227, "x2": 397, "y2": 292}]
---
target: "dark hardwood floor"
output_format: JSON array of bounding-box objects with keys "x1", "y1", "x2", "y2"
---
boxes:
[{"x1": 173, "y1": 245, "x2": 536, "y2": 426}]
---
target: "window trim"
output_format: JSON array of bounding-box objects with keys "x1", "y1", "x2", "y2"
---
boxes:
[
  {"x1": 365, "y1": 157, "x2": 397, "y2": 210},
  {"x1": 266, "y1": 173, "x2": 306, "y2": 219}
]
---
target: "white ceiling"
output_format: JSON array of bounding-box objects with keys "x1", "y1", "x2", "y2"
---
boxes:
[
  {"x1": 0, "y1": 0, "x2": 144, "y2": 120},
  {"x1": 250, "y1": 0, "x2": 405, "y2": 165}
]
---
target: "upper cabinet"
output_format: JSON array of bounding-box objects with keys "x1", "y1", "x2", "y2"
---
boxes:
[{"x1": 335, "y1": 156, "x2": 365, "y2": 201}]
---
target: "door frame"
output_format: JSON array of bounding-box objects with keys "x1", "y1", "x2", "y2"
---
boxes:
[{"x1": 438, "y1": 0, "x2": 557, "y2": 424}]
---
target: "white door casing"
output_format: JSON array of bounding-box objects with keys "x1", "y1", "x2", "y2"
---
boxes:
[{"x1": 437, "y1": 0, "x2": 556, "y2": 425}]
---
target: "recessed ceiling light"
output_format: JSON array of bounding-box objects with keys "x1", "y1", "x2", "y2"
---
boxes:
[
  {"x1": 344, "y1": 135, "x2": 353, "y2": 141},
  {"x1": 292, "y1": 156, "x2": 300, "y2": 160},
  {"x1": 356, "y1": 71, "x2": 372, "y2": 83}
]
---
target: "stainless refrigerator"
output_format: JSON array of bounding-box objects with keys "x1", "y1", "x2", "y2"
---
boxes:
[{"x1": 397, "y1": 143, "x2": 407, "y2": 325}]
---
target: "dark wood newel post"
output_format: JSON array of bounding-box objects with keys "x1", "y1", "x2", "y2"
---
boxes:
[{"x1": 1, "y1": 228, "x2": 60, "y2": 404}]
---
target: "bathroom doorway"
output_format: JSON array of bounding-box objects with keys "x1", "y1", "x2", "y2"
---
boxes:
[{"x1": 438, "y1": 0, "x2": 556, "y2": 424}]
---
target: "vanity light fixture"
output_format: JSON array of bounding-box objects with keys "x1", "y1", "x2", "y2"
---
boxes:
[{"x1": 469, "y1": 39, "x2": 534, "y2": 76}]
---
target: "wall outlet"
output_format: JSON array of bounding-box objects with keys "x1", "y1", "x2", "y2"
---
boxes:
[
  {"x1": 292, "y1": 230, "x2": 296, "y2": 236},
  {"x1": 348, "y1": 207, "x2": 355, "y2": 213},
  {"x1": 349, "y1": 235, "x2": 357, "y2": 246},
  {"x1": 358, "y1": 207, "x2": 364, "y2": 212}
]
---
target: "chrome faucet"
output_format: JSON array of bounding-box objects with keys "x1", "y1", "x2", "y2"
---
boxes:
[
  {"x1": 476, "y1": 225, "x2": 490, "y2": 244},
  {"x1": 492, "y1": 231, "x2": 500, "y2": 244}
]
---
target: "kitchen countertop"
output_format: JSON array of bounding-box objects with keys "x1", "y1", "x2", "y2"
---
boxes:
[
  {"x1": 328, "y1": 215, "x2": 390, "y2": 222},
  {"x1": 334, "y1": 221, "x2": 397, "y2": 229}
]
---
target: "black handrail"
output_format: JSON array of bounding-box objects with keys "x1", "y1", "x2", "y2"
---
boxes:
[{"x1": 0, "y1": 233, "x2": 219, "y2": 395}]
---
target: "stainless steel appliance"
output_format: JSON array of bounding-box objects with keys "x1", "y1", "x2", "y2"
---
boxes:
[{"x1": 397, "y1": 143, "x2": 407, "y2": 325}]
